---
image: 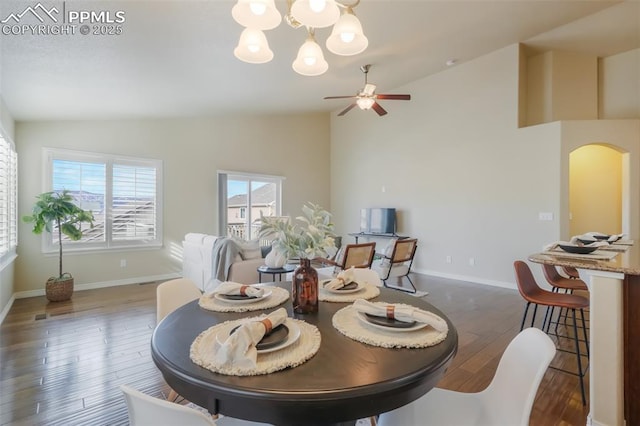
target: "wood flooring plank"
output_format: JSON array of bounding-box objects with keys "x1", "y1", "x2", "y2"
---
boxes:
[{"x1": 0, "y1": 275, "x2": 589, "y2": 425}]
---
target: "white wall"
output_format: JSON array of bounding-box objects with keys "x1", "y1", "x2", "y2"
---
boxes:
[
  {"x1": 15, "y1": 113, "x2": 330, "y2": 294},
  {"x1": 600, "y1": 48, "x2": 640, "y2": 119},
  {"x1": 330, "y1": 45, "x2": 563, "y2": 288},
  {"x1": 330, "y1": 44, "x2": 640, "y2": 289}
]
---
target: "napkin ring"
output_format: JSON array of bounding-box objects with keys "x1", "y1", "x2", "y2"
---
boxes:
[
  {"x1": 260, "y1": 318, "x2": 273, "y2": 334},
  {"x1": 386, "y1": 305, "x2": 395, "y2": 320},
  {"x1": 240, "y1": 285, "x2": 250, "y2": 296}
]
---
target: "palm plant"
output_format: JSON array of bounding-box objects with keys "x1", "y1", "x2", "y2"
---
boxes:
[{"x1": 23, "y1": 189, "x2": 94, "y2": 282}]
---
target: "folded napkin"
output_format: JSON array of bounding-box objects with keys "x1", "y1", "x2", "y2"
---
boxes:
[
  {"x1": 353, "y1": 299, "x2": 448, "y2": 333},
  {"x1": 582, "y1": 232, "x2": 625, "y2": 242},
  {"x1": 324, "y1": 267, "x2": 356, "y2": 290},
  {"x1": 210, "y1": 282, "x2": 264, "y2": 298},
  {"x1": 214, "y1": 308, "x2": 288, "y2": 369}
]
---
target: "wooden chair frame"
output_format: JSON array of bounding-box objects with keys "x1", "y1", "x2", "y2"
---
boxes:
[{"x1": 315, "y1": 242, "x2": 377, "y2": 271}]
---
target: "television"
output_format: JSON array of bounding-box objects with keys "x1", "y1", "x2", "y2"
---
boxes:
[{"x1": 360, "y1": 208, "x2": 397, "y2": 234}]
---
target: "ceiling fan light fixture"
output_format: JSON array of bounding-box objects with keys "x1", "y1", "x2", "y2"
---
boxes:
[
  {"x1": 291, "y1": 0, "x2": 340, "y2": 28},
  {"x1": 232, "y1": 0, "x2": 281, "y2": 30},
  {"x1": 356, "y1": 97, "x2": 375, "y2": 110},
  {"x1": 234, "y1": 28, "x2": 274, "y2": 64},
  {"x1": 292, "y1": 33, "x2": 328, "y2": 76},
  {"x1": 326, "y1": 10, "x2": 368, "y2": 56}
]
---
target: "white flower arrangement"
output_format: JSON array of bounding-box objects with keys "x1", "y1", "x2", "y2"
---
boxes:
[{"x1": 259, "y1": 203, "x2": 337, "y2": 260}]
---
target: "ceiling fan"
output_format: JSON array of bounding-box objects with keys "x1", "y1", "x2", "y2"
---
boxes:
[{"x1": 324, "y1": 64, "x2": 411, "y2": 116}]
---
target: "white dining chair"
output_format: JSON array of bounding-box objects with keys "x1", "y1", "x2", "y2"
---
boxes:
[
  {"x1": 376, "y1": 327, "x2": 556, "y2": 426},
  {"x1": 156, "y1": 278, "x2": 202, "y2": 324},
  {"x1": 121, "y1": 385, "x2": 272, "y2": 426},
  {"x1": 156, "y1": 278, "x2": 202, "y2": 402}
]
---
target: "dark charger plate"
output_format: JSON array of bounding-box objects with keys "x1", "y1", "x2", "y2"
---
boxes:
[
  {"x1": 230, "y1": 324, "x2": 289, "y2": 350},
  {"x1": 557, "y1": 244, "x2": 598, "y2": 254},
  {"x1": 338, "y1": 282, "x2": 358, "y2": 291},
  {"x1": 577, "y1": 238, "x2": 599, "y2": 245},
  {"x1": 322, "y1": 280, "x2": 359, "y2": 291},
  {"x1": 220, "y1": 294, "x2": 258, "y2": 301},
  {"x1": 364, "y1": 313, "x2": 416, "y2": 328}
]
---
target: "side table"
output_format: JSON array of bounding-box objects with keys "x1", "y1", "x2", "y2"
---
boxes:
[{"x1": 257, "y1": 264, "x2": 296, "y2": 283}]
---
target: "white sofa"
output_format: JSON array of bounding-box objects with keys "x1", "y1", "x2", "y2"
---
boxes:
[{"x1": 182, "y1": 233, "x2": 265, "y2": 293}]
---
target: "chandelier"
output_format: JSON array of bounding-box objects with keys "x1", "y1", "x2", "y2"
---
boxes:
[{"x1": 232, "y1": 0, "x2": 368, "y2": 76}]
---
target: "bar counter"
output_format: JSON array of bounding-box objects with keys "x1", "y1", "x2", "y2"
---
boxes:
[{"x1": 529, "y1": 242, "x2": 640, "y2": 426}]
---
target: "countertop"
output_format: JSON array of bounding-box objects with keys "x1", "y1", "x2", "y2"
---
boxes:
[{"x1": 529, "y1": 241, "x2": 640, "y2": 275}]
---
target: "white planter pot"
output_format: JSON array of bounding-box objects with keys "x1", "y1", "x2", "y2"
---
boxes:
[{"x1": 265, "y1": 248, "x2": 288, "y2": 268}]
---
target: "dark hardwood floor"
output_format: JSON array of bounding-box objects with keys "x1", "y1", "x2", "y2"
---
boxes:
[{"x1": 0, "y1": 273, "x2": 589, "y2": 425}]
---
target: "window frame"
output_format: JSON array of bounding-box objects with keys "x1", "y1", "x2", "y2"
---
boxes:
[
  {"x1": 0, "y1": 128, "x2": 18, "y2": 269},
  {"x1": 43, "y1": 148, "x2": 163, "y2": 253},
  {"x1": 217, "y1": 171, "x2": 284, "y2": 241}
]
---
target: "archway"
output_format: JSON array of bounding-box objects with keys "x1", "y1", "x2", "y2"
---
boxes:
[{"x1": 569, "y1": 144, "x2": 626, "y2": 236}]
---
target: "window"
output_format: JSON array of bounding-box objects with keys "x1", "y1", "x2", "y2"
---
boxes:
[
  {"x1": 44, "y1": 148, "x2": 163, "y2": 252},
  {"x1": 0, "y1": 130, "x2": 18, "y2": 264},
  {"x1": 218, "y1": 171, "x2": 283, "y2": 241}
]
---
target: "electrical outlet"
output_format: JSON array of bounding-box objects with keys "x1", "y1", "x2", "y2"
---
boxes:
[
  {"x1": 446, "y1": 256, "x2": 452, "y2": 264},
  {"x1": 469, "y1": 257, "x2": 475, "y2": 266},
  {"x1": 120, "y1": 259, "x2": 127, "y2": 268}
]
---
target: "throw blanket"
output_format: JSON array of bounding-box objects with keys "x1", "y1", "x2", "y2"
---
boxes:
[{"x1": 211, "y1": 238, "x2": 241, "y2": 282}]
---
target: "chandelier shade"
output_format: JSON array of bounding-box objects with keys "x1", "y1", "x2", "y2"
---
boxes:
[
  {"x1": 231, "y1": 0, "x2": 367, "y2": 75},
  {"x1": 292, "y1": 34, "x2": 329, "y2": 76},
  {"x1": 232, "y1": 0, "x2": 282, "y2": 30},
  {"x1": 291, "y1": 0, "x2": 340, "y2": 28},
  {"x1": 326, "y1": 11, "x2": 368, "y2": 56},
  {"x1": 234, "y1": 28, "x2": 274, "y2": 64}
]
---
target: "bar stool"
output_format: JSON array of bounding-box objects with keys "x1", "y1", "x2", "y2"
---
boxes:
[
  {"x1": 541, "y1": 264, "x2": 590, "y2": 346},
  {"x1": 542, "y1": 264, "x2": 589, "y2": 293},
  {"x1": 561, "y1": 265, "x2": 581, "y2": 280},
  {"x1": 513, "y1": 260, "x2": 589, "y2": 405}
]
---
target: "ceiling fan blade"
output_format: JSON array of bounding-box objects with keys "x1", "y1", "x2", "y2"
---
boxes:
[
  {"x1": 324, "y1": 95, "x2": 356, "y2": 100},
  {"x1": 376, "y1": 94, "x2": 411, "y2": 100},
  {"x1": 372, "y1": 102, "x2": 388, "y2": 116},
  {"x1": 338, "y1": 103, "x2": 357, "y2": 116}
]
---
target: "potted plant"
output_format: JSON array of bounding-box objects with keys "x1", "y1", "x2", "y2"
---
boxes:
[
  {"x1": 259, "y1": 203, "x2": 336, "y2": 314},
  {"x1": 23, "y1": 189, "x2": 95, "y2": 302}
]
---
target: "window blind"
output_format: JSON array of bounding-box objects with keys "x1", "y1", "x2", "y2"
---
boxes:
[{"x1": 45, "y1": 148, "x2": 162, "y2": 251}]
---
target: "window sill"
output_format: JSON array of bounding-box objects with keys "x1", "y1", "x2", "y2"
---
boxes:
[{"x1": 41, "y1": 244, "x2": 163, "y2": 256}]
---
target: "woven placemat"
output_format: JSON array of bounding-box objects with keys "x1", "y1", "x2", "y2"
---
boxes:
[
  {"x1": 198, "y1": 287, "x2": 290, "y2": 313},
  {"x1": 332, "y1": 303, "x2": 448, "y2": 349},
  {"x1": 319, "y1": 283, "x2": 380, "y2": 302},
  {"x1": 190, "y1": 315, "x2": 320, "y2": 376}
]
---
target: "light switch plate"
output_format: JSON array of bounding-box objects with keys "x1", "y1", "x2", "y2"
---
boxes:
[{"x1": 538, "y1": 212, "x2": 553, "y2": 221}]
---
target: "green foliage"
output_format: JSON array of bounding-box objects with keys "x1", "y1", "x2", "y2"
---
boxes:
[
  {"x1": 23, "y1": 190, "x2": 95, "y2": 279},
  {"x1": 259, "y1": 202, "x2": 337, "y2": 259}
]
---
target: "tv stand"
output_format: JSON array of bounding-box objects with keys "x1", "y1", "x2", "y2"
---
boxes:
[{"x1": 348, "y1": 232, "x2": 408, "y2": 243}]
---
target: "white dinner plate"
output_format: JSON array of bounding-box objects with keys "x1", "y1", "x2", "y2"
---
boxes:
[
  {"x1": 356, "y1": 311, "x2": 429, "y2": 332},
  {"x1": 213, "y1": 289, "x2": 273, "y2": 305},
  {"x1": 321, "y1": 280, "x2": 365, "y2": 294},
  {"x1": 215, "y1": 318, "x2": 301, "y2": 354}
]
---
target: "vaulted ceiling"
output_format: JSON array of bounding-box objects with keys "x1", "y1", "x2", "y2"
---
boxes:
[{"x1": 1, "y1": 0, "x2": 638, "y2": 121}]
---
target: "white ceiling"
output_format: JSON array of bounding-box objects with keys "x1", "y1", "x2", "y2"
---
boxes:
[{"x1": 1, "y1": 0, "x2": 638, "y2": 121}]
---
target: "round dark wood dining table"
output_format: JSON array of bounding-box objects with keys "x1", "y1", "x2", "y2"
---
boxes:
[{"x1": 151, "y1": 282, "x2": 458, "y2": 426}]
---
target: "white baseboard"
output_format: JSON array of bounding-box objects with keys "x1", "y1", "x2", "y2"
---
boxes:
[
  {"x1": 13, "y1": 273, "x2": 181, "y2": 300},
  {"x1": 0, "y1": 294, "x2": 16, "y2": 325},
  {"x1": 413, "y1": 268, "x2": 516, "y2": 290}
]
